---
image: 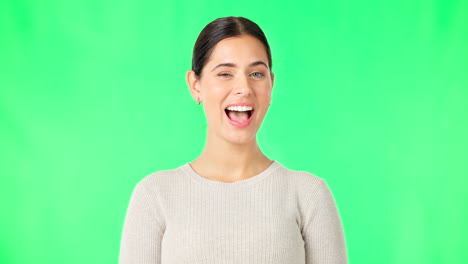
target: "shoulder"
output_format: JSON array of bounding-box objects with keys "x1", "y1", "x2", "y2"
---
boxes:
[
  {"x1": 276, "y1": 161, "x2": 326, "y2": 193},
  {"x1": 275, "y1": 162, "x2": 334, "y2": 214},
  {"x1": 276, "y1": 163, "x2": 338, "y2": 229},
  {"x1": 133, "y1": 164, "x2": 187, "y2": 195}
]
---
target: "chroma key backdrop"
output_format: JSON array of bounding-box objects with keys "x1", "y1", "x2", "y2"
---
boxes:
[{"x1": 1, "y1": 0, "x2": 467, "y2": 263}]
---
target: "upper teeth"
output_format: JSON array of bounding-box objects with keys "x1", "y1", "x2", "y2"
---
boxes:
[{"x1": 226, "y1": 106, "x2": 253, "y2": 111}]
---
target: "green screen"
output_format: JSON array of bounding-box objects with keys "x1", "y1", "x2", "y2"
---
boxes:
[{"x1": 1, "y1": 0, "x2": 467, "y2": 263}]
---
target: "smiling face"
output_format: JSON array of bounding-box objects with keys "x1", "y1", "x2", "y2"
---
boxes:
[{"x1": 187, "y1": 34, "x2": 274, "y2": 145}]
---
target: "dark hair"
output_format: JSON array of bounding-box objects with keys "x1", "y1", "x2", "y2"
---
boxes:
[{"x1": 191, "y1": 16, "x2": 272, "y2": 78}]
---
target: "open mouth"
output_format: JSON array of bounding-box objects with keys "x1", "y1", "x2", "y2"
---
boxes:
[{"x1": 224, "y1": 108, "x2": 254, "y2": 122}]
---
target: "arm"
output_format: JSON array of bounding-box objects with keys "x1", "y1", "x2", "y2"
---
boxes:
[
  {"x1": 119, "y1": 181, "x2": 165, "y2": 264},
  {"x1": 302, "y1": 179, "x2": 348, "y2": 264}
]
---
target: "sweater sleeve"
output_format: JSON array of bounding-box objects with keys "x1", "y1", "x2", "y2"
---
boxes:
[
  {"x1": 119, "y1": 181, "x2": 166, "y2": 264},
  {"x1": 301, "y1": 178, "x2": 348, "y2": 264}
]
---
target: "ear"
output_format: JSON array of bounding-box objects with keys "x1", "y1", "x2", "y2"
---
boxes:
[
  {"x1": 270, "y1": 72, "x2": 275, "y2": 89},
  {"x1": 186, "y1": 70, "x2": 201, "y2": 102}
]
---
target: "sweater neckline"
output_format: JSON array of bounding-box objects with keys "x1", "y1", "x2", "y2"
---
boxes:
[{"x1": 181, "y1": 160, "x2": 281, "y2": 188}]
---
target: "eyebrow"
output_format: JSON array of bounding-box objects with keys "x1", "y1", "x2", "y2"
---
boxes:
[{"x1": 210, "y1": 61, "x2": 268, "y2": 72}]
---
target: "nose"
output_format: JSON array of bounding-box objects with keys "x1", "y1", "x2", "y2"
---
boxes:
[{"x1": 233, "y1": 75, "x2": 252, "y2": 96}]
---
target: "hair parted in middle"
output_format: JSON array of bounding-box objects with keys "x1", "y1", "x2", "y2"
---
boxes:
[{"x1": 191, "y1": 16, "x2": 272, "y2": 78}]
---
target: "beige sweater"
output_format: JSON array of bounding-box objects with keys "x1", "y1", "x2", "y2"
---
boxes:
[{"x1": 119, "y1": 160, "x2": 348, "y2": 263}]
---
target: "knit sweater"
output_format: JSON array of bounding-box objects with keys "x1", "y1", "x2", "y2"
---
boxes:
[{"x1": 119, "y1": 160, "x2": 348, "y2": 264}]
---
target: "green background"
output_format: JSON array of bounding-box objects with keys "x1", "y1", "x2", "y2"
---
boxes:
[{"x1": 1, "y1": 0, "x2": 467, "y2": 263}]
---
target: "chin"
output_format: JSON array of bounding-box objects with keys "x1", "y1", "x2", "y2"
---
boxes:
[{"x1": 223, "y1": 129, "x2": 258, "y2": 146}]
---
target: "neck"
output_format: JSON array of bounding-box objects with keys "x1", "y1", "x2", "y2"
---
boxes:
[{"x1": 190, "y1": 133, "x2": 272, "y2": 182}]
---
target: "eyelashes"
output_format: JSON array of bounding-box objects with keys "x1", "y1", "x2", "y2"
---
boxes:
[
  {"x1": 218, "y1": 73, "x2": 232, "y2": 77},
  {"x1": 251, "y1": 72, "x2": 264, "y2": 78},
  {"x1": 217, "y1": 72, "x2": 265, "y2": 78}
]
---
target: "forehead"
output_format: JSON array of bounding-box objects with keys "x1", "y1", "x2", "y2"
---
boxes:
[{"x1": 206, "y1": 35, "x2": 268, "y2": 65}]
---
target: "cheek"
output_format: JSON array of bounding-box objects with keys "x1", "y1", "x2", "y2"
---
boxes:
[
  {"x1": 257, "y1": 85, "x2": 272, "y2": 99},
  {"x1": 203, "y1": 83, "x2": 230, "y2": 101},
  {"x1": 201, "y1": 84, "x2": 229, "y2": 116}
]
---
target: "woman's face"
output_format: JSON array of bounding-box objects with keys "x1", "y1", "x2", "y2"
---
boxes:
[{"x1": 187, "y1": 34, "x2": 274, "y2": 145}]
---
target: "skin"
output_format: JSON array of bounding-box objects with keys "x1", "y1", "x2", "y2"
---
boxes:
[{"x1": 186, "y1": 34, "x2": 275, "y2": 183}]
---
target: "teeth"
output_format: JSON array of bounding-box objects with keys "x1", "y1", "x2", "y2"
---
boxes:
[{"x1": 226, "y1": 106, "x2": 253, "y2": 111}]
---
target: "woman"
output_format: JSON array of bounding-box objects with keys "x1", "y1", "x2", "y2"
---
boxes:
[{"x1": 119, "y1": 16, "x2": 348, "y2": 264}]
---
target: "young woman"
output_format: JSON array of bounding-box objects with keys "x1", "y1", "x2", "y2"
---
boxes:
[{"x1": 119, "y1": 16, "x2": 348, "y2": 264}]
